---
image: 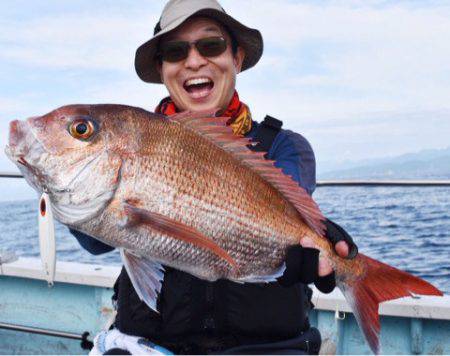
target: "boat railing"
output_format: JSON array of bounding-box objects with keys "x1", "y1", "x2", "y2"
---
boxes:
[{"x1": 2, "y1": 171, "x2": 450, "y2": 186}]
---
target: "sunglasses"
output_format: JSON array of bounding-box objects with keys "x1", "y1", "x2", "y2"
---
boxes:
[{"x1": 158, "y1": 36, "x2": 227, "y2": 63}]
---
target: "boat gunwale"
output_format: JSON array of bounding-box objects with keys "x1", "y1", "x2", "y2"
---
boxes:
[{"x1": 1, "y1": 257, "x2": 449, "y2": 320}]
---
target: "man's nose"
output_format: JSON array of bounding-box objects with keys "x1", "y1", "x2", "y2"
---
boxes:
[{"x1": 184, "y1": 46, "x2": 208, "y2": 70}]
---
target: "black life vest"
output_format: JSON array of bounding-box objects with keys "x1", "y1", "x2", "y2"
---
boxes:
[{"x1": 112, "y1": 116, "x2": 315, "y2": 353}]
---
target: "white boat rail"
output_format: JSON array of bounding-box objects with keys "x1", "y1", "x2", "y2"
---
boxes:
[
  {"x1": 2, "y1": 171, "x2": 450, "y2": 186},
  {"x1": 2, "y1": 257, "x2": 449, "y2": 320}
]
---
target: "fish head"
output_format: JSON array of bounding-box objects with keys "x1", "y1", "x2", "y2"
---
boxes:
[{"x1": 5, "y1": 104, "x2": 127, "y2": 226}]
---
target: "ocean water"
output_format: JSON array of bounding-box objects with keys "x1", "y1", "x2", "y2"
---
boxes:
[{"x1": 0, "y1": 186, "x2": 449, "y2": 294}]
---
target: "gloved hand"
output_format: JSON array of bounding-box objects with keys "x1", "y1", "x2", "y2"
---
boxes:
[
  {"x1": 277, "y1": 246, "x2": 336, "y2": 293},
  {"x1": 277, "y1": 219, "x2": 358, "y2": 293},
  {"x1": 324, "y1": 218, "x2": 358, "y2": 259}
]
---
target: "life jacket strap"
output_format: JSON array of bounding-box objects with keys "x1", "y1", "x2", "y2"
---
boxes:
[{"x1": 250, "y1": 115, "x2": 283, "y2": 153}]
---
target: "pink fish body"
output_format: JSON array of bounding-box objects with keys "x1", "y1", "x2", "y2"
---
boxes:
[{"x1": 6, "y1": 104, "x2": 442, "y2": 354}]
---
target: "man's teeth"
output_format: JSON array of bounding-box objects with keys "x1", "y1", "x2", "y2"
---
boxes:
[{"x1": 185, "y1": 78, "x2": 212, "y2": 86}]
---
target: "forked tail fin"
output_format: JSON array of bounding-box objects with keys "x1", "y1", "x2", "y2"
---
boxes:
[{"x1": 339, "y1": 253, "x2": 443, "y2": 354}]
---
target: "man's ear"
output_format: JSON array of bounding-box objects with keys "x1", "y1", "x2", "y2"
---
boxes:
[{"x1": 234, "y1": 47, "x2": 245, "y2": 73}]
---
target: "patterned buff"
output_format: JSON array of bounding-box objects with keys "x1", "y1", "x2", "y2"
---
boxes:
[{"x1": 155, "y1": 91, "x2": 253, "y2": 136}]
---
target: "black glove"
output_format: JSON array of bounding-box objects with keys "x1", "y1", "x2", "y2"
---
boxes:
[
  {"x1": 277, "y1": 219, "x2": 358, "y2": 293},
  {"x1": 277, "y1": 246, "x2": 336, "y2": 293},
  {"x1": 324, "y1": 219, "x2": 358, "y2": 259}
]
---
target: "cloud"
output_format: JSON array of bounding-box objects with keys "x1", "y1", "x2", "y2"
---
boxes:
[
  {"x1": 1, "y1": 0, "x2": 450, "y2": 174},
  {"x1": 0, "y1": 4, "x2": 161, "y2": 71},
  {"x1": 229, "y1": 0, "x2": 450, "y2": 118},
  {"x1": 0, "y1": 97, "x2": 25, "y2": 114},
  {"x1": 228, "y1": 1, "x2": 450, "y2": 45},
  {"x1": 83, "y1": 79, "x2": 169, "y2": 110}
]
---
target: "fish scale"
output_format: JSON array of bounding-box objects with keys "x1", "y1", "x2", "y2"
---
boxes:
[
  {"x1": 5, "y1": 104, "x2": 443, "y2": 354},
  {"x1": 106, "y1": 121, "x2": 304, "y2": 279}
]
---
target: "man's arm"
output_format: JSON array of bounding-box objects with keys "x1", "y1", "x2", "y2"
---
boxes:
[{"x1": 267, "y1": 129, "x2": 316, "y2": 195}]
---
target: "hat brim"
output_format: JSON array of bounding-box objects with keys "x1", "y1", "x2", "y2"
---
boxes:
[{"x1": 135, "y1": 8, "x2": 263, "y2": 83}]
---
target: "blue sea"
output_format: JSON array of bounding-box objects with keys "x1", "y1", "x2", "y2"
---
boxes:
[{"x1": 0, "y1": 186, "x2": 449, "y2": 294}]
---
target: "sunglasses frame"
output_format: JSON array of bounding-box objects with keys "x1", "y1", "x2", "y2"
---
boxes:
[{"x1": 157, "y1": 36, "x2": 228, "y2": 63}]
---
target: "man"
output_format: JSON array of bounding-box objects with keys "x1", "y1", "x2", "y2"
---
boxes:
[{"x1": 76, "y1": 0, "x2": 358, "y2": 354}]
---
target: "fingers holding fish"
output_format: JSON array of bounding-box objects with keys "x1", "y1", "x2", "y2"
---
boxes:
[
  {"x1": 299, "y1": 235, "x2": 333, "y2": 277},
  {"x1": 335, "y1": 240, "x2": 350, "y2": 258},
  {"x1": 317, "y1": 255, "x2": 333, "y2": 277}
]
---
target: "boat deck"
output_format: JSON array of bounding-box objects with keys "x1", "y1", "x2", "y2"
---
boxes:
[{"x1": 1, "y1": 258, "x2": 449, "y2": 354}]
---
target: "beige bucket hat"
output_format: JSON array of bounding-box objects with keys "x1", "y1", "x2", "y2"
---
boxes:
[{"x1": 135, "y1": 0, "x2": 263, "y2": 83}]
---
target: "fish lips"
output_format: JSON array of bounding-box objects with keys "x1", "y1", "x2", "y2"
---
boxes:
[
  {"x1": 4, "y1": 150, "x2": 45, "y2": 195},
  {"x1": 5, "y1": 118, "x2": 46, "y2": 193},
  {"x1": 6, "y1": 118, "x2": 41, "y2": 156}
]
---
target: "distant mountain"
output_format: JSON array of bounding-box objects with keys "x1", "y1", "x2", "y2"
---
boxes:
[{"x1": 319, "y1": 147, "x2": 450, "y2": 180}]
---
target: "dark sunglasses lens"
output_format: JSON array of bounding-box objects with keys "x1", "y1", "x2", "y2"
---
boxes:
[
  {"x1": 196, "y1": 37, "x2": 227, "y2": 57},
  {"x1": 161, "y1": 41, "x2": 189, "y2": 62}
]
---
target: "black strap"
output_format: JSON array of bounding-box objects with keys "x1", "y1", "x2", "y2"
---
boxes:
[
  {"x1": 221, "y1": 327, "x2": 321, "y2": 355},
  {"x1": 250, "y1": 115, "x2": 283, "y2": 154},
  {"x1": 80, "y1": 331, "x2": 94, "y2": 350}
]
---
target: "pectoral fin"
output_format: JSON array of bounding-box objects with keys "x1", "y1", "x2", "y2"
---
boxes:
[
  {"x1": 120, "y1": 249, "x2": 165, "y2": 312},
  {"x1": 123, "y1": 203, "x2": 237, "y2": 269}
]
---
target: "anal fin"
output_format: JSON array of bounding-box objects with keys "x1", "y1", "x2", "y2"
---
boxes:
[{"x1": 120, "y1": 249, "x2": 165, "y2": 312}]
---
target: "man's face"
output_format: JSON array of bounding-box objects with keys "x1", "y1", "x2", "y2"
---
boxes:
[{"x1": 159, "y1": 17, "x2": 245, "y2": 112}]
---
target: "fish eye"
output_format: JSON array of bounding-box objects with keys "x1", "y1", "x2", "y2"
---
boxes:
[{"x1": 68, "y1": 116, "x2": 97, "y2": 141}]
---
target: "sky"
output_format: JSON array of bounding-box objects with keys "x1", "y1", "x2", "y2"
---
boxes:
[{"x1": 1, "y1": 0, "x2": 450, "y2": 200}]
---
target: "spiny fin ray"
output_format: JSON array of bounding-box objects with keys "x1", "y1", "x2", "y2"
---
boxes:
[{"x1": 170, "y1": 112, "x2": 326, "y2": 236}]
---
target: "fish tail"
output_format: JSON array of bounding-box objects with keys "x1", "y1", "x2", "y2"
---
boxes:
[{"x1": 338, "y1": 253, "x2": 443, "y2": 354}]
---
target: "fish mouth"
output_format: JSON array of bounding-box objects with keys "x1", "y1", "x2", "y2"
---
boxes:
[
  {"x1": 5, "y1": 119, "x2": 46, "y2": 193},
  {"x1": 7, "y1": 119, "x2": 35, "y2": 157},
  {"x1": 17, "y1": 155, "x2": 27, "y2": 167},
  {"x1": 4, "y1": 145, "x2": 31, "y2": 170},
  {"x1": 4, "y1": 145, "x2": 14, "y2": 161},
  {"x1": 13, "y1": 154, "x2": 46, "y2": 193}
]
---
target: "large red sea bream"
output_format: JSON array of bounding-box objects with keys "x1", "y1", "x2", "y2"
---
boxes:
[{"x1": 5, "y1": 104, "x2": 443, "y2": 354}]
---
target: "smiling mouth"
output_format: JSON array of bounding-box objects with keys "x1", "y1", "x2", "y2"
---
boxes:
[{"x1": 183, "y1": 77, "x2": 214, "y2": 99}]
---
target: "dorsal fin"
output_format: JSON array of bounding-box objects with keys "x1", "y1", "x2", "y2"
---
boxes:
[{"x1": 169, "y1": 111, "x2": 326, "y2": 236}]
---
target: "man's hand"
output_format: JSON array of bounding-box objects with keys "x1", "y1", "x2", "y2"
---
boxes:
[
  {"x1": 277, "y1": 219, "x2": 358, "y2": 293},
  {"x1": 318, "y1": 241, "x2": 349, "y2": 274},
  {"x1": 324, "y1": 218, "x2": 358, "y2": 259}
]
